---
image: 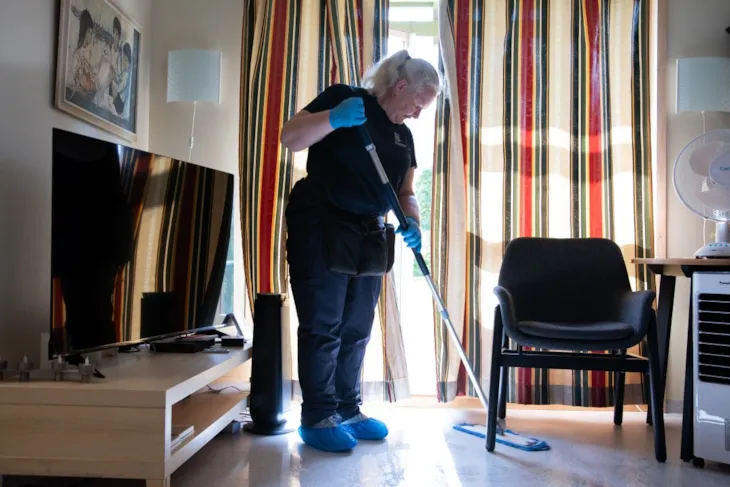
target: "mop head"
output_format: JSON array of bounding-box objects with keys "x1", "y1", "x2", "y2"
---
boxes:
[{"x1": 453, "y1": 423, "x2": 550, "y2": 452}]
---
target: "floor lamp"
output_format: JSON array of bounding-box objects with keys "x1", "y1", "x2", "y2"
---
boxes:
[{"x1": 166, "y1": 49, "x2": 222, "y2": 162}]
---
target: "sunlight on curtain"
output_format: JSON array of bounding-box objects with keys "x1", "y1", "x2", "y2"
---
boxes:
[{"x1": 434, "y1": 0, "x2": 655, "y2": 406}]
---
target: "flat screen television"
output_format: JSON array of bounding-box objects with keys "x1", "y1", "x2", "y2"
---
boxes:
[{"x1": 50, "y1": 128, "x2": 234, "y2": 358}]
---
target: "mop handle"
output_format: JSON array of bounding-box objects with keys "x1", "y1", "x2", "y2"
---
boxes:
[
  {"x1": 355, "y1": 125, "x2": 490, "y2": 411},
  {"x1": 353, "y1": 128, "x2": 430, "y2": 278}
]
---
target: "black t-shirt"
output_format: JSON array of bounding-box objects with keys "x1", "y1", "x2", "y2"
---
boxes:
[{"x1": 295, "y1": 83, "x2": 417, "y2": 217}]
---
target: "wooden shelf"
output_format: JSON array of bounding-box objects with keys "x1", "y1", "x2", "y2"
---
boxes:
[
  {"x1": 0, "y1": 342, "x2": 253, "y2": 485},
  {"x1": 167, "y1": 390, "x2": 248, "y2": 475},
  {"x1": 634, "y1": 258, "x2": 730, "y2": 266},
  {"x1": 0, "y1": 343, "x2": 252, "y2": 408},
  {"x1": 633, "y1": 258, "x2": 730, "y2": 277}
]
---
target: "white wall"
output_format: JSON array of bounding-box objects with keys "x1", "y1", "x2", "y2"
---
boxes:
[
  {"x1": 0, "y1": 0, "x2": 152, "y2": 366},
  {"x1": 665, "y1": 0, "x2": 730, "y2": 406},
  {"x1": 149, "y1": 0, "x2": 243, "y2": 174},
  {"x1": 149, "y1": 0, "x2": 250, "y2": 331}
]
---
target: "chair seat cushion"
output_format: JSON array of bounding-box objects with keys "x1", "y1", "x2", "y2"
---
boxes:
[{"x1": 517, "y1": 320, "x2": 635, "y2": 341}]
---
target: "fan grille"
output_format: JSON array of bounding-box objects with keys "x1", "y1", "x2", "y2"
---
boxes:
[
  {"x1": 674, "y1": 129, "x2": 730, "y2": 222},
  {"x1": 697, "y1": 293, "x2": 730, "y2": 386}
]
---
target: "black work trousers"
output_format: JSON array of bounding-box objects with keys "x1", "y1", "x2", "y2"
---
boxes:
[{"x1": 285, "y1": 183, "x2": 382, "y2": 427}]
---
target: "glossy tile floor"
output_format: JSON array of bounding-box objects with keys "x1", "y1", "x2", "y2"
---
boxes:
[
  {"x1": 4, "y1": 407, "x2": 730, "y2": 487},
  {"x1": 170, "y1": 406, "x2": 729, "y2": 487}
]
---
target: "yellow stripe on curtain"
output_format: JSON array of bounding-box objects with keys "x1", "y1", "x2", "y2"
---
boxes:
[
  {"x1": 434, "y1": 0, "x2": 654, "y2": 406},
  {"x1": 240, "y1": 0, "x2": 408, "y2": 403}
]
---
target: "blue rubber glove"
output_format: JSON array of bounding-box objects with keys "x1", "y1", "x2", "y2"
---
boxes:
[
  {"x1": 396, "y1": 216, "x2": 422, "y2": 253},
  {"x1": 329, "y1": 97, "x2": 367, "y2": 129}
]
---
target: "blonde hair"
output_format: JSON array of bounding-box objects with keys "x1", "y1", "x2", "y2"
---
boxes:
[{"x1": 362, "y1": 49, "x2": 442, "y2": 98}]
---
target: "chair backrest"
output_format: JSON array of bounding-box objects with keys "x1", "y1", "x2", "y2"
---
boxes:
[{"x1": 498, "y1": 237, "x2": 632, "y2": 323}]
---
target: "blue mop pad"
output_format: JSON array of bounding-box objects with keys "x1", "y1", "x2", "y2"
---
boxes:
[{"x1": 453, "y1": 423, "x2": 550, "y2": 452}]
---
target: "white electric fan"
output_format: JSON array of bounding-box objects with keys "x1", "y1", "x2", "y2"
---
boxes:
[{"x1": 674, "y1": 129, "x2": 730, "y2": 258}]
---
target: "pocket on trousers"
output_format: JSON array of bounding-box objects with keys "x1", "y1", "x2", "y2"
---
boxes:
[
  {"x1": 356, "y1": 223, "x2": 395, "y2": 277},
  {"x1": 321, "y1": 215, "x2": 395, "y2": 278},
  {"x1": 285, "y1": 211, "x2": 323, "y2": 281},
  {"x1": 322, "y1": 217, "x2": 363, "y2": 276}
]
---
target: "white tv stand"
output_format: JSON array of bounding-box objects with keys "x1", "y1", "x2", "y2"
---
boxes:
[{"x1": 0, "y1": 342, "x2": 252, "y2": 486}]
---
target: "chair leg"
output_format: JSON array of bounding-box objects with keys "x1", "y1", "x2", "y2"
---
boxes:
[
  {"x1": 486, "y1": 320, "x2": 504, "y2": 452},
  {"x1": 498, "y1": 330, "x2": 508, "y2": 420},
  {"x1": 614, "y1": 371, "x2": 625, "y2": 426},
  {"x1": 614, "y1": 349, "x2": 626, "y2": 426},
  {"x1": 498, "y1": 367, "x2": 508, "y2": 420},
  {"x1": 646, "y1": 349, "x2": 653, "y2": 425},
  {"x1": 487, "y1": 367, "x2": 502, "y2": 451},
  {"x1": 647, "y1": 319, "x2": 667, "y2": 463},
  {"x1": 646, "y1": 396, "x2": 653, "y2": 425}
]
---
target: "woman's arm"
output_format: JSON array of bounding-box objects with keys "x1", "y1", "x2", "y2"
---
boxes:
[
  {"x1": 397, "y1": 167, "x2": 420, "y2": 224},
  {"x1": 280, "y1": 92, "x2": 366, "y2": 152},
  {"x1": 280, "y1": 109, "x2": 335, "y2": 152}
]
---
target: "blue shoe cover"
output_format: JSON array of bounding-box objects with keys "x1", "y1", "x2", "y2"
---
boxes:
[
  {"x1": 341, "y1": 413, "x2": 388, "y2": 440},
  {"x1": 298, "y1": 418, "x2": 357, "y2": 452}
]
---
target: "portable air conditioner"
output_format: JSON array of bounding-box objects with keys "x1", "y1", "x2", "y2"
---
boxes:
[{"x1": 692, "y1": 272, "x2": 730, "y2": 467}]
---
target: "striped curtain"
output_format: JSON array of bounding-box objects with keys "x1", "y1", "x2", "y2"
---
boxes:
[
  {"x1": 239, "y1": 0, "x2": 301, "y2": 299},
  {"x1": 434, "y1": 0, "x2": 654, "y2": 406},
  {"x1": 239, "y1": 0, "x2": 408, "y2": 403}
]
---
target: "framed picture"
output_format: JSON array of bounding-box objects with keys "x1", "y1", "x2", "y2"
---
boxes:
[{"x1": 55, "y1": 0, "x2": 141, "y2": 142}]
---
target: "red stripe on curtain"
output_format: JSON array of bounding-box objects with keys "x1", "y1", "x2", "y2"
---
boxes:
[
  {"x1": 584, "y1": 0, "x2": 606, "y2": 406},
  {"x1": 454, "y1": 0, "x2": 471, "y2": 398},
  {"x1": 519, "y1": 1, "x2": 535, "y2": 239},
  {"x1": 518, "y1": 0, "x2": 537, "y2": 405},
  {"x1": 331, "y1": 50, "x2": 338, "y2": 86},
  {"x1": 455, "y1": 3, "x2": 470, "y2": 172},
  {"x1": 259, "y1": 2, "x2": 290, "y2": 293},
  {"x1": 585, "y1": 0, "x2": 604, "y2": 239}
]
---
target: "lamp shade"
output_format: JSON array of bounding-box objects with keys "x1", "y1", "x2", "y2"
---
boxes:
[
  {"x1": 167, "y1": 49, "x2": 222, "y2": 103},
  {"x1": 677, "y1": 57, "x2": 730, "y2": 113}
]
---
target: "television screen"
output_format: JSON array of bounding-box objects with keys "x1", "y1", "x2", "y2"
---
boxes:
[{"x1": 50, "y1": 128, "x2": 234, "y2": 357}]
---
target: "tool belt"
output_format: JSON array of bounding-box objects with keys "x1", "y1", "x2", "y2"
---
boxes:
[{"x1": 321, "y1": 205, "x2": 395, "y2": 277}]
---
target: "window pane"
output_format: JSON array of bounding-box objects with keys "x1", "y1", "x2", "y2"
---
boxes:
[
  {"x1": 386, "y1": 27, "x2": 439, "y2": 396},
  {"x1": 220, "y1": 261, "x2": 235, "y2": 315},
  {"x1": 389, "y1": 6, "x2": 434, "y2": 22},
  {"x1": 217, "y1": 219, "x2": 236, "y2": 316}
]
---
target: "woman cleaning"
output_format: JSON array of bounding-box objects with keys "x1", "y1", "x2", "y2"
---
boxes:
[{"x1": 279, "y1": 49, "x2": 441, "y2": 452}]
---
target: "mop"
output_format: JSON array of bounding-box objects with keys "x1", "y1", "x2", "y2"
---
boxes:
[{"x1": 356, "y1": 126, "x2": 549, "y2": 452}]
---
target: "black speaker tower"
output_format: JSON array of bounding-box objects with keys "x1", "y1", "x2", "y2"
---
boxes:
[{"x1": 243, "y1": 293, "x2": 296, "y2": 435}]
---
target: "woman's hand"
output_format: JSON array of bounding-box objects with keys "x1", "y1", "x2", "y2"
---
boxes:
[
  {"x1": 396, "y1": 216, "x2": 422, "y2": 253},
  {"x1": 329, "y1": 97, "x2": 367, "y2": 129}
]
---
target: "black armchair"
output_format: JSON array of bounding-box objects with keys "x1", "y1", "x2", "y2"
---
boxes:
[{"x1": 487, "y1": 237, "x2": 666, "y2": 462}]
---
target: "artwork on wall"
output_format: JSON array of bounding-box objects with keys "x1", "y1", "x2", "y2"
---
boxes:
[{"x1": 55, "y1": 0, "x2": 141, "y2": 142}]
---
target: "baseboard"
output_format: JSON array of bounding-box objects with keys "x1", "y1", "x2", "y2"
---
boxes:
[{"x1": 667, "y1": 399, "x2": 683, "y2": 414}]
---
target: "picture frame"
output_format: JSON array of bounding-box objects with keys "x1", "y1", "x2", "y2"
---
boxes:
[{"x1": 55, "y1": 0, "x2": 141, "y2": 143}]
